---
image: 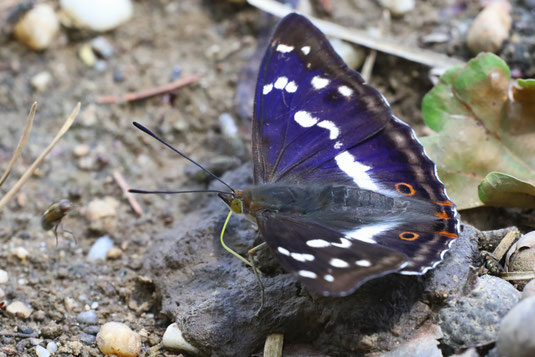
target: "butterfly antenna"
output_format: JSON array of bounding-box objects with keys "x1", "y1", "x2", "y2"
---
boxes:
[
  {"x1": 132, "y1": 122, "x2": 234, "y2": 193},
  {"x1": 129, "y1": 189, "x2": 231, "y2": 195}
]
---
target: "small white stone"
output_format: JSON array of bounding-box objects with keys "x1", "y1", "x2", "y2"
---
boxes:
[
  {"x1": 79, "y1": 43, "x2": 96, "y2": 67},
  {"x1": 379, "y1": 0, "x2": 415, "y2": 16},
  {"x1": 329, "y1": 38, "x2": 365, "y2": 69},
  {"x1": 96, "y1": 322, "x2": 141, "y2": 357},
  {"x1": 88, "y1": 236, "x2": 114, "y2": 262},
  {"x1": 31, "y1": 72, "x2": 52, "y2": 92},
  {"x1": 14, "y1": 4, "x2": 60, "y2": 51},
  {"x1": 60, "y1": 0, "x2": 133, "y2": 32},
  {"x1": 36, "y1": 345, "x2": 51, "y2": 357},
  {"x1": 0, "y1": 269, "x2": 8, "y2": 284},
  {"x1": 0, "y1": 287, "x2": 5, "y2": 300},
  {"x1": 162, "y1": 322, "x2": 199, "y2": 354},
  {"x1": 12, "y1": 247, "x2": 29, "y2": 260},
  {"x1": 6, "y1": 301, "x2": 33, "y2": 318},
  {"x1": 466, "y1": 1, "x2": 511, "y2": 55},
  {"x1": 87, "y1": 197, "x2": 119, "y2": 221},
  {"x1": 218, "y1": 113, "x2": 238, "y2": 138},
  {"x1": 47, "y1": 341, "x2": 58, "y2": 354}
]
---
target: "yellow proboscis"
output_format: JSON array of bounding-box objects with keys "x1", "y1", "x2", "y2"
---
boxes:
[{"x1": 220, "y1": 210, "x2": 253, "y2": 268}]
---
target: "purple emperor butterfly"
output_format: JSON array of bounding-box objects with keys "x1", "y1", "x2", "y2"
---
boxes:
[{"x1": 133, "y1": 13, "x2": 460, "y2": 297}]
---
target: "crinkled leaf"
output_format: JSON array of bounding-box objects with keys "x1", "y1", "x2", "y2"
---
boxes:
[
  {"x1": 420, "y1": 53, "x2": 535, "y2": 209},
  {"x1": 478, "y1": 172, "x2": 535, "y2": 208}
]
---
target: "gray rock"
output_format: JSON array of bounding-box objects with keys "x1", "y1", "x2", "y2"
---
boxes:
[
  {"x1": 144, "y1": 164, "x2": 482, "y2": 356},
  {"x1": 522, "y1": 279, "x2": 535, "y2": 300},
  {"x1": 438, "y1": 275, "x2": 520, "y2": 349},
  {"x1": 497, "y1": 296, "x2": 535, "y2": 357},
  {"x1": 78, "y1": 332, "x2": 96, "y2": 345},
  {"x1": 76, "y1": 310, "x2": 98, "y2": 324}
]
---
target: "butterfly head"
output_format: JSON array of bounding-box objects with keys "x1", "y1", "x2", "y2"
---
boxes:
[{"x1": 218, "y1": 190, "x2": 245, "y2": 214}]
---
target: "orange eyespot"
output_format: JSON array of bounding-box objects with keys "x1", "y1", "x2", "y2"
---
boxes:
[
  {"x1": 395, "y1": 182, "x2": 415, "y2": 196},
  {"x1": 399, "y1": 232, "x2": 420, "y2": 241},
  {"x1": 434, "y1": 200, "x2": 454, "y2": 207},
  {"x1": 439, "y1": 231, "x2": 458, "y2": 239},
  {"x1": 434, "y1": 212, "x2": 451, "y2": 219}
]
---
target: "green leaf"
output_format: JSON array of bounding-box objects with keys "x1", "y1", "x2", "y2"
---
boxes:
[
  {"x1": 420, "y1": 53, "x2": 535, "y2": 209},
  {"x1": 478, "y1": 172, "x2": 535, "y2": 208}
]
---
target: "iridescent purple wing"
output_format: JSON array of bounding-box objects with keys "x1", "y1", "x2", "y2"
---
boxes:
[
  {"x1": 252, "y1": 13, "x2": 460, "y2": 281},
  {"x1": 252, "y1": 13, "x2": 391, "y2": 185}
]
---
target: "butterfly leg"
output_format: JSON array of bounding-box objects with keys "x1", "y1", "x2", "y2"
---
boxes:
[{"x1": 248, "y1": 242, "x2": 266, "y2": 317}]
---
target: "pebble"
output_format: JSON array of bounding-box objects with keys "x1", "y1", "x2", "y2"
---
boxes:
[
  {"x1": 84, "y1": 325, "x2": 101, "y2": 335},
  {"x1": 76, "y1": 310, "x2": 98, "y2": 324},
  {"x1": 162, "y1": 323, "x2": 199, "y2": 354},
  {"x1": 91, "y1": 36, "x2": 114, "y2": 58},
  {"x1": 42, "y1": 322, "x2": 63, "y2": 339},
  {"x1": 522, "y1": 280, "x2": 535, "y2": 299},
  {"x1": 86, "y1": 197, "x2": 119, "y2": 221},
  {"x1": 96, "y1": 322, "x2": 141, "y2": 357},
  {"x1": 0, "y1": 287, "x2": 5, "y2": 299},
  {"x1": 6, "y1": 301, "x2": 33, "y2": 318},
  {"x1": 31, "y1": 71, "x2": 52, "y2": 92},
  {"x1": 35, "y1": 345, "x2": 51, "y2": 357},
  {"x1": 438, "y1": 275, "x2": 520, "y2": 349},
  {"x1": 497, "y1": 296, "x2": 535, "y2": 356},
  {"x1": 73, "y1": 143, "x2": 90, "y2": 157},
  {"x1": 467, "y1": 1, "x2": 511, "y2": 55},
  {"x1": 106, "y1": 247, "x2": 123, "y2": 260},
  {"x1": 0, "y1": 269, "x2": 8, "y2": 284},
  {"x1": 78, "y1": 332, "x2": 96, "y2": 345},
  {"x1": 79, "y1": 44, "x2": 96, "y2": 67},
  {"x1": 47, "y1": 341, "x2": 58, "y2": 354},
  {"x1": 60, "y1": 0, "x2": 133, "y2": 32},
  {"x1": 330, "y1": 38, "x2": 365, "y2": 69},
  {"x1": 14, "y1": 4, "x2": 60, "y2": 51},
  {"x1": 95, "y1": 59, "x2": 107, "y2": 72},
  {"x1": 88, "y1": 236, "x2": 114, "y2": 262},
  {"x1": 12, "y1": 246, "x2": 29, "y2": 260},
  {"x1": 219, "y1": 113, "x2": 238, "y2": 137},
  {"x1": 379, "y1": 0, "x2": 415, "y2": 16},
  {"x1": 507, "y1": 231, "x2": 535, "y2": 271}
]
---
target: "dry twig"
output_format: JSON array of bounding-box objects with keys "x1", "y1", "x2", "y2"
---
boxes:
[
  {"x1": 112, "y1": 170, "x2": 144, "y2": 216},
  {"x1": 247, "y1": 0, "x2": 464, "y2": 69},
  {"x1": 0, "y1": 103, "x2": 81, "y2": 210},
  {"x1": 96, "y1": 74, "x2": 202, "y2": 104},
  {"x1": 0, "y1": 102, "x2": 36, "y2": 187}
]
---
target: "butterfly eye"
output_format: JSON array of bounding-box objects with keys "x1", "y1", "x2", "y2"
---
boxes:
[
  {"x1": 230, "y1": 199, "x2": 243, "y2": 214},
  {"x1": 395, "y1": 182, "x2": 416, "y2": 196},
  {"x1": 399, "y1": 232, "x2": 420, "y2": 241}
]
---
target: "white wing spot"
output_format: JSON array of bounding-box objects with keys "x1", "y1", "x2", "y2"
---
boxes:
[
  {"x1": 330, "y1": 258, "x2": 349, "y2": 268},
  {"x1": 334, "y1": 141, "x2": 343, "y2": 149},
  {"x1": 294, "y1": 111, "x2": 318, "y2": 127},
  {"x1": 306, "y1": 239, "x2": 331, "y2": 248},
  {"x1": 324, "y1": 274, "x2": 334, "y2": 282},
  {"x1": 298, "y1": 270, "x2": 317, "y2": 279},
  {"x1": 335, "y1": 151, "x2": 377, "y2": 191},
  {"x1": 356, "y1": 259, "x2": 372, "y2": 267},
  {"x1": 285, "y1": 81, "x2": 298, "y2": 93},
  {"x1": 338, "y1": 85, "x2": 353, "y2": 97},
  {"x1": 317, "y1": 120, "x2": 340, "y2": 140},
  {"x1": 346, "y1": 223, "x2": 398, "y2": 244},
  {"x1": 263, "y1": 83, "x2": 273, "y2": 95},
  {"x1": 277, "y1": 247, "x2": 290, "y2": 256},
  {"x1": 301, "y1": 46, "x2": 311, "y2": 55},
  {"x1": 274, "y1": 76, "x2": 288, "y2": 89},
  {"x1": 276, "y1": 44, "x2": 294, "y2": 53},
  {"x1": 331, "y1": 238, "x2": 351, "y2": 248},
  {"x1": 291, "y1": 253, "x2": 315, "y2": 262},
  {"x1": 311, "y1": 76, "x2": 330, "y2": 89}
]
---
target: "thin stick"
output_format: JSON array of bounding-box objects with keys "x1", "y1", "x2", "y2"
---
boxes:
[
  {"x1": 492, "y1": 231, "x2": 519, "y2": 261},
  {"x1": 263, "y1": 333, "x2": 284, "y2": 357},
  {"x1": 0, "y1": 102, "x2": 37, "y2": 187},
  {"x1": 112, "y1": 170, "x2": 143, "y2": 216},
  {"x1": 96, "y1": 74, "x2": 202, "y2": 104},
  {"x1": 0, "y1": 103, "x2": 81, "y2": 210},
  {"x1": 247, "y1": 0, "x2": 464, "y2": 69}
]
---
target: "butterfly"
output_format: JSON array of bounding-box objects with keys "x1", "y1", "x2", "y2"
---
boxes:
[
  {"x1": 217, "y1": 13, "x2": 460, "y2": 297},
  {"x1": 131, "y1": 13, "x2": 460, "y2": 298}
]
